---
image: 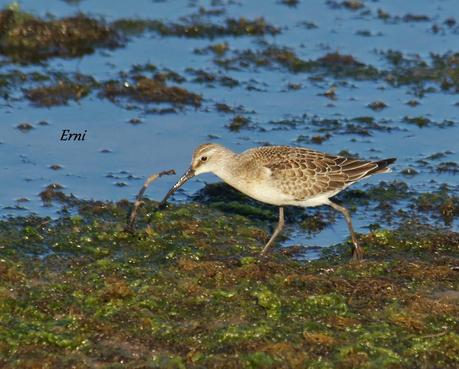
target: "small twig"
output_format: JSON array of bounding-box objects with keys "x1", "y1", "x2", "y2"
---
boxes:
[{"x1": 125, "y1": 169, "x2": 175, "y2": 232}]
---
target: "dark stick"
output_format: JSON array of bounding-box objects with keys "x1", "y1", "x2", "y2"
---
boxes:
[{"x1": 125, "y1": 169, "x2": 175, "y2": 232}]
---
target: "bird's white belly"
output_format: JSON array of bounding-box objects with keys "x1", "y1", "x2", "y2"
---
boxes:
[
  {"x1": 216, "y1": 172, "x2": 289, "y2": 206},
  {"x1": 222, "y1": 176, "x2": 337, "y2": 208},
  {"x1": 239, "y1": 182, "x2": 293, "y2": 206}
]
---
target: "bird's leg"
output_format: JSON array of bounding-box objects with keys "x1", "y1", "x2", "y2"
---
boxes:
[
  {"x1": 261, "y1": 207, "x2": 285, "y2": 255},
  {"x1": 327, "y1": 200, "x2": 363, "y2": 261}
]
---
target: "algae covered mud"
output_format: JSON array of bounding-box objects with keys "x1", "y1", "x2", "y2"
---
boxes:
[
  {"x1": 0, "y1": 198, "x2": 458, "y2": 368},
  {"x1": 0, "y1": 0, "x2": 458, "y2": 367}
]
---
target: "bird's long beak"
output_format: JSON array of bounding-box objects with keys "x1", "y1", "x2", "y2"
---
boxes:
[{"x1": 159, "y1": 167, "x2": 195, "y2": 208}]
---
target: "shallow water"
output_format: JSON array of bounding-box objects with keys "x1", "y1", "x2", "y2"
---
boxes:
[{"x1": 1, "y1": 0, "x2": 458, "y2": 253}]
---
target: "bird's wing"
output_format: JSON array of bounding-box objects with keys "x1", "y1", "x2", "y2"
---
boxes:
[{"x1": 250, "y1": 146, "x2": 379, "y2": 200}]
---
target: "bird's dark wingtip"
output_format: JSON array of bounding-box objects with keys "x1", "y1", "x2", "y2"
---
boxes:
[
  {"x1": 368, "y1": 157, "x2": 396, "y2": 176},
  {"x1": 376, "y1": 157, "x2": 396, "y2": 168}
]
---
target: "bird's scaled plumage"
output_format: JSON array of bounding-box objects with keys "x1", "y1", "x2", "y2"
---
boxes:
[{"x1": 161, "y1": 143, "x2": 396, "y2": 261}]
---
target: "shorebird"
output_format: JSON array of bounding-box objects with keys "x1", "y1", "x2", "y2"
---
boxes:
[{"x1": 160, "y1": 144, "x2": 396, "y2": 260}]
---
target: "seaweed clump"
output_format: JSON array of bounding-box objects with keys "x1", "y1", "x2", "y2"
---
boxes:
[
  {"x1": 227, "y1": 115, "x2": 250, "y2": 131},
  {"x1": 25, "y1": 74, "x2": 96, "y2": 106},
  {"x1": 0, "y1": 5, "x2": 121, "y2": 63},
  {"x1": 214, "y1": 45, "x2": 459, "y2": 91},
  {"x1": 113, "y1": 16, "x2": 280, "y2": 38},
  {"x1": 216, "y1": 46, "x2": 380, "y2": 80},
  {"x1": 416, "y1": 185, "x2": 459, "y2": 226},
  {"x1": 384, "y1": 51, "x2": 459, "y2": 92},
  {"x1": 101, "y1": 75, "x2": 202, "y2": 107}
]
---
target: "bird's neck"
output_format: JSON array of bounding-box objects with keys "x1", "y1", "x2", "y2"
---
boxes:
[
  {"x1": 212, "y1": 150, "x2": 251, "y2": 190},
  {"x1": 211, "y1": 149, "x2": 240, "y2": 182}
]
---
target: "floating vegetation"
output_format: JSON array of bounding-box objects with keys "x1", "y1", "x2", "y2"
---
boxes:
[
  {"x1": 384, "y1": 51, "x2": 459, "y2": 91},
  {"x1": 113, "y1": 16, "x2": 280, "y2": 38},
  {"x1": 49, "y1": 164, "x2": 63, "y2": 171},
  {"x1": 327, "y1": 0, "x2": 365, "y2": 11},
  {"x1": 211, "y1": 45, "x2": 459, "y2": 92},
  {"x1": 39, "y1": 182, "x2": 68, "y2": 204},
  {"x1": 0, "y1": 5, "x2": 121, "y2": 63},
  {"x1": 227, "y1": 115, "x2": 250, "y2": 131},
  {"x1": 402, "y1": 117, "x2": 455, "y2": 129},
  {"x1": 16, "y1": 122, "x2": 33, "y2": 132},
  {"x1": 0, "y1": 69, "x2": 97, "y2": 106},
  {"x1": 0, "y1": 4, "x2": 278, "y2": 65},
  {"x1": 406, "y1": 99, "x2": 420, "y2": 106},
  {"x1": 194, "y1": 42, "x2": 230, "y2": 56},
  {"x1": 280, "y1": 0, "x2": 300, "y2": 7},
  {"x1": 186, "y1": 68, "x2": 239, "y2": 88},
  {"x1": 416, "y1": 185, "x2": 459, "y2": 225},
  {"x1": 216, "y1": 46, "x2": 380, "y2": 80},
  {"x1": 297, "y1": 133, "x2": 332, "y2": 145},
  {"x1": 101, "y1": 75, "x2": 202, "y2": 107},
  {"x1": 1, "y1": 67, "x2": 203, "y2": 110},
  {"x1": 25, "y1": 74, "x2": 96, "y2": 107},
  {"x1": 437, "y1": 161, "x2": 459, "y2": 174},
  {"x1": 215, "y1": 102, "x2": 236, "y2": 113},
  {"x1": 270, "y1": 114, "x2": 394, "y2": 138},
  {"x1": 402, "y1": 14, "x2": 431, "y2": 22},
  {"x1": 367, "y1": 100, "x2": 387, "y2": 111},
  {"x1": 403, "y1": 116, "x2": 431, "y2": 128}
]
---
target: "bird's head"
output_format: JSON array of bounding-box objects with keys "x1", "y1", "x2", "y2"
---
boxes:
[
  {"x1": 190, "y1": 143, "x2": 228, "y2": 175},
  {"x1": 159, "y1": 143, "x2": 230, "y2": 207}
]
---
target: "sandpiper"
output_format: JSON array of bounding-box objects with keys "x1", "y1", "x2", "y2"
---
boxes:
[{"x1": 160, "y1": 144, "x2": 396, "y2": 260}]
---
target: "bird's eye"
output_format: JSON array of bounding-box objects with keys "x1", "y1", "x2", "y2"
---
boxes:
[{"x1": 201, "y1": 156, "x2": 208, "y2": 162}]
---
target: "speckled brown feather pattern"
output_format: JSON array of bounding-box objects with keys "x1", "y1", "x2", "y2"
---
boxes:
[{"x1": 238, "y1": 146, "x2": 384, "y2": 200}]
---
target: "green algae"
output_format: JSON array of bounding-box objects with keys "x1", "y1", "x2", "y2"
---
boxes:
[
  {"x1": 252, "y1": 287, "x2": 282, "y2": 320},
  {"x1": 0, "y1": 196, "x2": 457, "y2": 369}
]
